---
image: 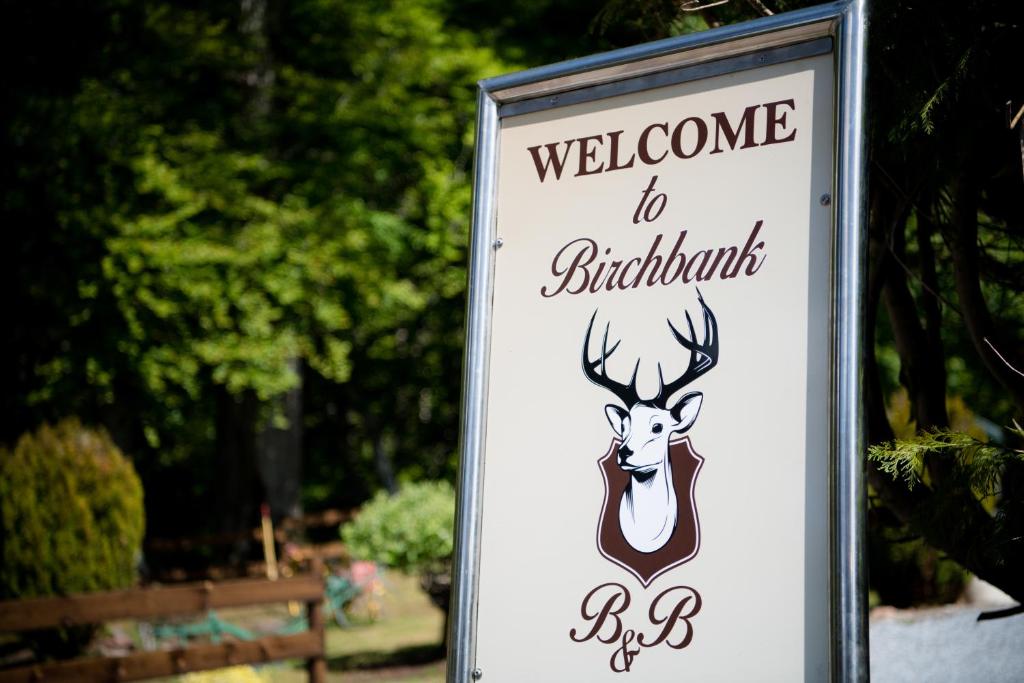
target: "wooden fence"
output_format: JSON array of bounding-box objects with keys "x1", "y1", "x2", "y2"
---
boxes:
[
  {"x1": 0, "y1": 566, "x2": 326, "y2": 683},
  {"x1": 144, "y1": 508, "x2": 353, "y2": 583},
  {"x1": 146, "y1": 508, "x2": 354, "y2": 553}
]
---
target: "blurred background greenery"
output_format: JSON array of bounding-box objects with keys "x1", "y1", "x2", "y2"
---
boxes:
[
  {"x1": 1, "y1": 0, "x2": 1022, "y2": 678},
  {"x1": 2, "y1": 0, "x2": 678, "y2": 544}
]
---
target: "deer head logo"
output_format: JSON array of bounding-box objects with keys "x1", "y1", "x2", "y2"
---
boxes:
[{"x1": 583, "y1": 293, "x2": 718, "y2": 556}]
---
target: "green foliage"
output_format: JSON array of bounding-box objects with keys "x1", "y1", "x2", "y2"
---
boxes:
[
  {"x1": 869, "y1": 426, "x2": 1024, "y2": 499},
  {"x1": 102, "y1": 126, "x2": 352, "y2": 400},
  {"x1": 590, "y1": 0, "x2": 707, "y2": 42},
  {"x1": 869, "y1": 424, "x2": 1024, "y2": 603},
  {"x1": 341, "y1": 481, "x2": 455, "y2": 575},
  {"x1": 0, "y1": 419, "x2": 145, "y2": 657},
  {"x1": 2, "y1": 0, "x2": 513, "y2": 526},
  {"x1": 0, "y1": 419, "x2": 145, "y2": 598}
]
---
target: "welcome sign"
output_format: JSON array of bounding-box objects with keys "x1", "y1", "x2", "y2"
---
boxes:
[{"x1": 451, "y1": 4, "x2": 868, "y2": 682}]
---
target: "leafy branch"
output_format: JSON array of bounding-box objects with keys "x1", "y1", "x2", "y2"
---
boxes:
[{"x1": 869, "y1": 425, "x2": 1024, "y2": 498}]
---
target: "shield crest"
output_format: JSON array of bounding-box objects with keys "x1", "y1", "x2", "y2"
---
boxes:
[{"x1": 596, "y1": 436, "x2": 704, "y2": 587}]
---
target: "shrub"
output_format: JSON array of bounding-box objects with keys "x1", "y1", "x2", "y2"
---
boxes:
[
  {"x1": 0, "y1": 419, "x2": 145, "y2": 656},
  {"x1": 341, "y1": 480, "x2": 456, "y2": 630},
  {"x1": 341, "y1": 481, "x2": 455, "y2": 576}
]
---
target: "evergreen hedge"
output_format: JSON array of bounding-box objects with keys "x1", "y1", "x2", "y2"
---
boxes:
[{"x1": 0, "y1": 419, "x2": 145, "y2": 656}]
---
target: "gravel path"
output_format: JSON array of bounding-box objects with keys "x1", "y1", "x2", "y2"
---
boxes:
[{"x1": 870, "y1": 606, "x2": 1024, "y2": 682}]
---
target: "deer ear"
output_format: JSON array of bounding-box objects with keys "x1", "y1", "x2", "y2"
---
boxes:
[
  {"x1": 604, "y1": 404, "x2": 629, "y2": 438},
  {"x1": 670, "y1": 391, "x2": 703, "y2": 432}
]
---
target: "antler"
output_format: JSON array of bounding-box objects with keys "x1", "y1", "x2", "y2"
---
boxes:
[
  {"x1": 582, "y1": 311, "x2": 642, "y2": 407},
  {"x1": 654, "y1": 290, "x2": 719, "y2": 408}
]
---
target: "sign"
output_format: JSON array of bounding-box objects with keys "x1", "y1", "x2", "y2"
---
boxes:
[{"x1": 450, "y1": 3, "x2": 868, "y2": 682}]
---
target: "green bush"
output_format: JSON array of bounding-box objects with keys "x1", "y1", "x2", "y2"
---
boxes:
[
  {"x1": 341, "y1": 481, "x2": 455, "y2": 575},
  {"x1": 342, "y1": 480, "x2": 456, "y2": 636},
  {"x1": 0, "y1": 419, "x2": 145, "y2": 656}
]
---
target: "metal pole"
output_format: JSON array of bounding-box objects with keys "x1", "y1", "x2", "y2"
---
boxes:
[
  {"x1": 834, "y1": 0, "x2": 869, "y2": 680},
  {"x1": 447, "y1": 90, "x2": 500, "y2": 683}
]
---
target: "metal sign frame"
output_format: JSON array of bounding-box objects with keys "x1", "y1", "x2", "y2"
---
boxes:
[{"x1": 449, "y1": 1, "x2": 869, "y2": 680}]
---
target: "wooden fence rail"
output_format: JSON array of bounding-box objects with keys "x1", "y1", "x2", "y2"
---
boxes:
[
  {"x1": 0, "y1": 565, "x2": 326, "y2": 683},
  {"x1": 146, "y1": 508, "x2": 354, "y2": 552}
]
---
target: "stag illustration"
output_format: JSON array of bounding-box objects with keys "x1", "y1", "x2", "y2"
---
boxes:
[{"x1": 583, "y1": 293, "x2": 718, "y2": 554}]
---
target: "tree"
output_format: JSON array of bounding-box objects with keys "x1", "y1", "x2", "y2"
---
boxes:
[
  {"x1": 858, "y1": 0, "x2": 1024, "y2": 609},
  {"x1": 1, "y1": 0, "x2": 508, "y2": 542}
]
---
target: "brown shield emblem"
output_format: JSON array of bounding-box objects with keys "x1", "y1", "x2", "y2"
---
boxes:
[
  {"x1": 596, "y1": 436, "x2": 704, "y2": 587},
  {"x1": 582, "y1": 294, "x2": 718, "y2": 587}
]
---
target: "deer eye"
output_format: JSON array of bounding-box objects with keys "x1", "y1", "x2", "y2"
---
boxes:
[{"x1": 652, "y1": 423, "x2": 663, "y2": 434}]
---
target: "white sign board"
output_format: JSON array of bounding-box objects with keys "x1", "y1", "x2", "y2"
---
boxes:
[{"x1": 451, "y1": 5, "x2": 868, "y2": 682}]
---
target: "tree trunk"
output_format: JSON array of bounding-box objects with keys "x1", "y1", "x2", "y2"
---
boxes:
[
  {"x1": 374, "y1": 432, "x2": 397, "y2": 495},
  {"x1": 240, "y1": 0, "x2": 275, "y2": 124},
  {"x1": 883, "y1": 231, "x2": 949, "y2": 430},
  {"x1": 945, "y1": 176, "x2": 1024, "y2": 413},
  {"x1": 241, "y1": 0, "x2": 303, "y2": 526},
  {"x1": 257, "y1": 358, "x2": 304, "y2": 521},
  {"x1": 864, "y1": 192, "x2": 896, "y2": 447},
  {"x1": 862, "y1": 184, "x2": 1024, "y2": 606},
  {"x1": 216, "y1": 388, "x2": 262, "y2": 561}
]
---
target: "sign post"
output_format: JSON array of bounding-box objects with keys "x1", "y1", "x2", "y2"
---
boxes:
[{"x1": 450, "y1": 2, "x2": 868, "y2": 681}]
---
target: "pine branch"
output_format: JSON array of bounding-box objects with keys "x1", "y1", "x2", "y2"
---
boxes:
[{"x1": 868, "y1": 428, "x2": 1024, "y2": 495}]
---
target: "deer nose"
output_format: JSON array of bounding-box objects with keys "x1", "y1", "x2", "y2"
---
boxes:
[{"x1": 617, "y1": 444, "x2": 632, "y2": 463}]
